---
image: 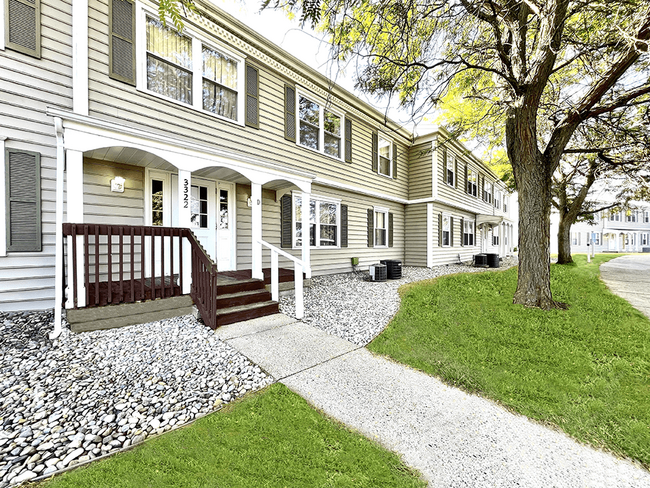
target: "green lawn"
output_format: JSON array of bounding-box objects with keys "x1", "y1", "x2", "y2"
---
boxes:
[
  {"x1": 38, "y1": 383, "x2": 425, "y2": 488},
  {"x1": 369, "y1": 254, "x2": 650, "y2": 467}
]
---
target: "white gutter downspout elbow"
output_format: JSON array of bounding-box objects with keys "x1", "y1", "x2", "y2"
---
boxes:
[{"x1": 51, "y1": 117, "x2": 65, "y2": 340}]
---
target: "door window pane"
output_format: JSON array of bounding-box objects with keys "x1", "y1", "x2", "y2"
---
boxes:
[
  {"x1": 190, "y1": 185, "x2": 208, "y2": 229},
  {"x1": 152, "y1": 179, "x2": 163, "y2": 226},
  {"x1": 219, "y1": 189, "x2": 229, "y2": 229}
]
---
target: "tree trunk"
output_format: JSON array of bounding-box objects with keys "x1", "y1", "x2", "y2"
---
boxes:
[
  {"x1": 557, "y1": 217, "x2": 573, "y2": 264},
  {"x1": 507, "y1": 104, "x2": 557, "y2": 310}
]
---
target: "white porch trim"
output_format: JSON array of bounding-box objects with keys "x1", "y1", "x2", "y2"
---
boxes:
[{"x1": 0, "y1": 137, "x2": 6, "y2": 257}]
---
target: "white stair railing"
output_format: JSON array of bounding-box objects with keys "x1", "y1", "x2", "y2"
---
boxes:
[{"x1": 258, "y1": 240, "x2": 306, "y2": 319}]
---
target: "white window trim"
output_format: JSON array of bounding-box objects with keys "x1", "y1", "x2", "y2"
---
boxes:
[
  {"x1": 441, "y1": 213, "x2": 451, "y2": 248},
  {"x1": 463, "y1": 218, "x2": 475, "y2": 246},
  {"x1": 446, "y1": 152, "x2": 455, "y2": 187},
  {"x1": 295, "y1": 88, "x2": 345, "y2": 162},
  {"x1": 0, "y1": 0, "x2": 5, "y2": 51},
  {"x1": 377, "y1": 134, "x2": 394, "y2": 178},
  {"x1": 0, "y1": 138, "x2": 6, "y2": 256},
  {"x1": 291, "y1": 192, "x2": 341, "y2": 249},
  {"x1": 374, "y1": 205, "x2": 389, "y2": 248},
  {"x1": 136, "y1": 5, "x2": 246, "y2": 126}
]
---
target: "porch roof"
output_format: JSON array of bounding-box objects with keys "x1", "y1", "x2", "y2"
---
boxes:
[{"x1": 476, "y1": 214, "x2": 504, "y2": 226}]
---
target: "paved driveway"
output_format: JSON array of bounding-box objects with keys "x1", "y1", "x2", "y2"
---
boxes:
[{"x1": 600, "y1": 254, "x2": 650, "y2": 319}]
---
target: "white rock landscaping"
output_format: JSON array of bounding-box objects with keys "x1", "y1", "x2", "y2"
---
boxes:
[{"x1": 0, "y1": 312, "x2": 272, "y2": 487}]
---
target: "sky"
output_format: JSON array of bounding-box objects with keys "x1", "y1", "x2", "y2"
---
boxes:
[{"x1": 212, "y1": 0, "x2": 435, "y2": 132}]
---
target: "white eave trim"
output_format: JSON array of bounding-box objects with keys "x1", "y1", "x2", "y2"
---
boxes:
[{"x1": 46, "y1": 108, "x2": 317, "y2": 189}]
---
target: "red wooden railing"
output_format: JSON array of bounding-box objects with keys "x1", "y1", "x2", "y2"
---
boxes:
[
  {"x1": 62, "y1": 224, "x2": 218, "y2": 327},
  {"x1": 186, "y1": 230, "x2": 218, "y2": 329}
]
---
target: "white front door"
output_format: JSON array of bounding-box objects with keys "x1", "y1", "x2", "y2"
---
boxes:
[
  {"x1": 216, "y1": 182, "x2": 235, "y2": 271},
  {"x1": 146, "y1": 170, "x2": 171, "y2": 279}
]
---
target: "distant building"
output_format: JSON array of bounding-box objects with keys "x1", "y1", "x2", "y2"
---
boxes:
[{"x1": 551, "y1": 204, "x2": 650, "y2": 254}]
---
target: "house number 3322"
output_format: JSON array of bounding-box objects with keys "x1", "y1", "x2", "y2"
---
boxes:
[{"x1": 183, "y1": 178, "x2": 189, "y2": 209}]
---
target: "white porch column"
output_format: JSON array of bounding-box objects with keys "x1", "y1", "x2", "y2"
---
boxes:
[
  {"x1": 251, "y1": 182, "x2": 263, "y2": 280},
  {"x1": 301, "y1": 191, "x2": 311, "y2": 279},
  {"x1": 72, "y1": 0, "x2": 88, "y2": 115},
  {"x1": 51, "y1": 120, "x2": 65, "y2": 339},
  {"x1": 66, "y1": 149, "x2": 85, "y2": 308},
  {"x1": 178, "y1": 170, "x2": 192, "y2": 294}
]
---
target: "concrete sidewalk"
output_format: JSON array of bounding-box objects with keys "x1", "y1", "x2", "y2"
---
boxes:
[
  {"x1": 217, "y1": 315, "x2": 650, "y2": 488},
  {"x1": 600, "y1": 254, "x2": 650, "y2": 319}
]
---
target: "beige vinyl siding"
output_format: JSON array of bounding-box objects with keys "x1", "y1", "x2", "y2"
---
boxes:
[
  {"x1": 434, "y1": 144, "x2": 508, "y2": 218},
  {"x1": 407, "y1": 142, "x2": 433, "y2": 200},
  {"x1": 236, "y1": 183, "x2": 405, "y2": 275},
  {"x1": 0, "y1": 0, "x2": 73, "y2": 311},
  {"x1": 86, "y1": 0, "x2": 409, "y2": 202},
  {"x1": 429, "y1": 204, "x2": 479, "y2": 266},
  {"x1": 404, "y1": 203, "x2": 428, "y2": 267}
]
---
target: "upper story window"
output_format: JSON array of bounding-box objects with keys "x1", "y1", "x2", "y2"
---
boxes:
[
  {"x1": 293, "y1": 194, "x2": 340, "y2": 248},
  {"x1": 610, "y1": 211, "x2": 620, "y2": 222},
  {"x1": 298, "y1": 94, "x2": 342, "y2": 159},
  {"x1": 202, "y1": 47, "x2": 238, "y2": 120},
  {"x1": 645, "y1": 211, "x2": 649, "y2": 223},
  {"x1": 139, "y1": 12, "x2": 244, "y2": 124},
  {"x1": 146, "y1": 18, "x2": 193, "y2": 104},
  {"x1": 483, "y1": 180, "x2": 492, "y2": 204},
  {"x1": 378, "y1": 136, "x2": 393, "y2": 177},
  {"x1": 446, "y1": 152, "x2": 455, "y2": 186},
  {"x1": 494, "y1": 190, "x2": 501, "y2": 209},
  {"x1": 625, "y1": 211, "x2": 637, "y2": 223},
  {"x1": 504, "y1": 195, "x2": 508, "y2": 213},
  {"x1": 466, "y1": 168, "x2": 477, "y2": 197}
]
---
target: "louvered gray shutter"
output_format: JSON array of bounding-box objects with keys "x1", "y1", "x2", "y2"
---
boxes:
[
  {"x1": 460, "y1": 218, "x2": 465, "y2": 246},
  {"x1": 464, "y1": 165, "x2": 468, "y2": 193},
  {"x1": 388, "y1": 212, "x2": 394, "y2": 247},
  {"x1": 438, "y1": 213, "x2": 442, "y2": 247},
  {"x1": 284, "y1": 85, "x2": 296, "y2": 142},
  {"x1": 367, "y1": 208, "x2": 374, "y2": 247},
  {"x1": 280, "y1": 194, "x2": 292, "y2": 248},
  {"x1": 442, "y1": 147, "x2": 447, "y2": 182},
  {"x1": 454, "y1": 159, "x2": 458, "y2": 188},
  {"x1": 392, "y1": 143, "x2": 397, "y2": 179},
  {"x1": 341, "y1": 204, "x2": 348, "y2": 247},
  {"x1": 6, "y1": 149, "x2": 41, "y2": 252},
  {"x1": 6, "y1": 0, "x2": 40, "y2": 58},
  {"x1": 371, "y1": 132, "x2": 378, "y2": 173},
  {"x1": 344, "y1": 118, "x2": 352, "y2": 163},
  {"x1": 450, "y1": 217, "x2": 454, "y2": 247},
  {"x1": 245, "y1": 64, "x2": 259, "y2": 128},
  {"x1": 109, "y1": 0, "x2": 135, "y2": 85}
]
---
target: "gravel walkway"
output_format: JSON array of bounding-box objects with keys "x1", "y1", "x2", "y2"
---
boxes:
[
  {"x1": 280, "y1": 258, "x2": 518, "y2": 345},
  {"x1": 0, "y1": 312, "x2": 272, "y2": 487}
]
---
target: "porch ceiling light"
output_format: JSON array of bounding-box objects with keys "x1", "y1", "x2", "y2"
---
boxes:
[{"x1": 111, "y1": 176, "x2": 125, "y2": 193}]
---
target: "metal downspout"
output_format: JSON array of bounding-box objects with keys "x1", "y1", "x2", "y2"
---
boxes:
[{"x1": 50, "y1": 117, "x2": 65, "y2": 340}]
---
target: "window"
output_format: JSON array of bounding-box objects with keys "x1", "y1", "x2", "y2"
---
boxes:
[
  {"x1": 504, "y1": 195, "x2": 508, "y2": 213},
  {"x1": 203, "y1": 46, "x2": 238, "y2": 120},
  {"x1": 190, "y1": 185, "x2": 208, "y2": 228},
  {"x1": 483, "y1": 180, "x2": 492, "y2": 204},
  {"x1": 378, "y1": 136, "x2": 392, "y2": 177},
  {"x1": 643, "y1": 233, "x2": 648, "y2": 246},
  {"x1": 493, "y1": 226, "x2": 500, "y2": 245},
  {"x1": 151, "y1": 179, "x2": 164, "y2": 225},
  {"x1": 594, "y1": 233, "x2": 601, "y2": 245},
  {"x1": 374, "y1": 208, "x2": 388, "y2": 247},
  {"x1": 146, "y1": 17, "x2": 193, "y2": 104},
  {"x1": 466, "y1": 168, "x2": 477, "y2": 197},
  {"x1": 293, "y1": 194, "x2": 339, "y2": 248},
  {"x1": 298, "y1": 94, "x2": 342, "y2": 159},
  {"x1": 441, "y1": 215, "x2": 450, "y2": 247},
  {"x1": 446, "y1": 152, "x2": 455, "y2": 186},
  {"x1": 140, "y1": 11, "x2": 244, "y2": 123},
  {"x1": 645, "y1": 211, "x2": 649, "y2": 223},
  {"x1": 463, "y1": 220, "x2": 474, "y2": 246},
  {"x1": 625, "y1": 211, "x2": 636, "y2": 223},
  {"x1": 494, "y1": 190, "x2": 501, "y2": 209}
]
